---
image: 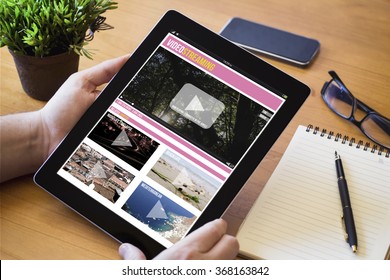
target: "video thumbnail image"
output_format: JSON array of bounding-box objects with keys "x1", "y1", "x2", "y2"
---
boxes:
[
  {"x1": 63, "y1": 143, "x2": 135, "y2": 203},
  {"x1": 88, "y1": 113, "x2": 160, "y2": 170},
  {"x1": 120, "y1": 46, "x2": 273, "y2": 167},
  {"x1": 122, "y1": 181, "x2": 197, "y2": 243},
  {"x1": 147, "y1": 150, "x2": 220, "y2": 211}
]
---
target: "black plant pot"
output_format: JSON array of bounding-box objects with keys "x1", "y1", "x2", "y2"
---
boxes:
[{"x1": 10, "y1": 50, "x2": 80, "y2": 101}]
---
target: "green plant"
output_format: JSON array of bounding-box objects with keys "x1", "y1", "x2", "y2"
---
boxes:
[{"x1": 0, "y1": 0, "x2": 118, "y2": 58}]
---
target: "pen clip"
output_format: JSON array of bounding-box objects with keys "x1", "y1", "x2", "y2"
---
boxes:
[{"x1": 340, "y1": 214, "x2": 349, "y2": 242}]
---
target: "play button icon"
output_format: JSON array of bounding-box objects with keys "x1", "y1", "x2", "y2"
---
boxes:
[
  {"x1": 185, "y1": 95, "x2": 205, "y2": 112},
  {"x1": 170, "y1": 83, "x2": 225, "y2": 129}
]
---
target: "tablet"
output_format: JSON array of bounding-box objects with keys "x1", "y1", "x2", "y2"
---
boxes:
[{"x1": 34, "y1": 10, "x2": 310, "y2": 258}]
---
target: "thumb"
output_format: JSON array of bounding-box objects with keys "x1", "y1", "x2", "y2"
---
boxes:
[{"x1": 119, "y1": 243, "x2": 147, "y2": 260}]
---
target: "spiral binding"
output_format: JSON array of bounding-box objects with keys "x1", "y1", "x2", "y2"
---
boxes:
[{"x1": 305, "y1": 124, "x2": 389, "y2": 158}]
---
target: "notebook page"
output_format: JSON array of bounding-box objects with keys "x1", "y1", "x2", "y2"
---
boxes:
[{"x1": 237, "y1": 125, "x2": 390, "y2": 259}]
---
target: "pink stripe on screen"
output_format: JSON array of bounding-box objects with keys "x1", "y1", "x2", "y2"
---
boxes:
[
  {"x1": 110, "y1": 105, "x2": 228, "y2": 181},
  {"x1": 115, "y1": 99, "x2": 231, "y2": 174}
]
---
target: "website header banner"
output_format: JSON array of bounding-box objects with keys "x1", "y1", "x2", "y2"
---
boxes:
[{"x1": 162, "y1": 34, "x2": 284, "y2": 111}]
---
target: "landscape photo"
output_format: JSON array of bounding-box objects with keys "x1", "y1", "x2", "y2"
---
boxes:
[
  {"x1": 88, "y1": 113, "x2": 160, "y2": 170},
  {"x1": 120, "y1": 46, "x2": 273, "y2": 167},
  {"x1": 147, "y1": 149, "x2": 220, "y2": 211},
  {"x1": 63, "y1": 143, "x2": 135, "y2": 203},
  {"x1": 122, "y1": 181, "x2": 197, "y2": 243}
]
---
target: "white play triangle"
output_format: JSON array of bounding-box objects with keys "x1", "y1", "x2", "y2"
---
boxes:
[
  {"x1": 112, "y1": 130, "x2": 132, "y2": 147},
  {"x1": 88, "y1": 162, "x2": 107, "y2": 179},
  {"x1": 146, "y1": 200, "x2": 168, "y2": 219},
  {"x1": 172, "y1": 167, "x2": 192, "y2": 186},
  {"x1": 185, "y1": 95, "x2": 205, "y2": 111}
]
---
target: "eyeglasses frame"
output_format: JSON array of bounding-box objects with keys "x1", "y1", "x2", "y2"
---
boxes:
[{"x1": 321, "y1": 70, "x2": 390, "y2": 149}]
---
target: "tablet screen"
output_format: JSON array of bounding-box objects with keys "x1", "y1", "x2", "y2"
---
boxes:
[{"x1": 57, "y1": 31, "x2": 286, "y2": 248}]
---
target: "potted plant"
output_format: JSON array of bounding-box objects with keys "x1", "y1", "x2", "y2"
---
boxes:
[{"x1": 0, "y1": 0, "x2": 118, "y2": 101}]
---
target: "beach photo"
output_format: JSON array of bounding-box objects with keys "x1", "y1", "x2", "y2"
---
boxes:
[
  {"x1": 147, "y1": 149, "x2": 221, "y2": 211},
  {"x1": 122, "y1": 181, "x2": 197, "y2": 243}
]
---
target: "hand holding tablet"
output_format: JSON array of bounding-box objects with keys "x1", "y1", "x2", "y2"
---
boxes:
[
  {"x1": 34, "y1": 10, "x2": 310, "y2": 258},
  {"x1": 119, "y1": 218, "x2": 239, "y2": 260},
  {"x1": 0, "y1": 55, "x2": 129, "y2": 183}
]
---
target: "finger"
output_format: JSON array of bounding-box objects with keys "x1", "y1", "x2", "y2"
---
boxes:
[
  {"x1": 80, "y1": 54, "x2": 130, "y2": 90},
  {"x1": 180, "y1": 219, "x2": 228, "y2": 253},
  {"x1": 154, "y1": 220, "x2": 233, "y2": 260},
  {"x1": 204, "y1": 234, "x2": 239, "y2": 260},
  {"x1": 118, "y1": 243, "x2": 146, "y2": 260},
  {"x1": 91, "y1": 89, "x2": 102, "y2": 100}
]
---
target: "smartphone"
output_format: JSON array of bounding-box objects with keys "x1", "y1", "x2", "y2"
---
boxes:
[{"x1": 220, "y1": 17, "x2": 320, "y2": 66}]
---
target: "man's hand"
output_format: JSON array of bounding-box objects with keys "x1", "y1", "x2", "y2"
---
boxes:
[
  {"x1": 40, "y1": 55, "x2": 129, "y2": 159},
  {"x1": 119, "y1": 219, "x2": 239, "y2": 260},
  {"x1": 0, "y1": 55, "x2": 128, "y2": 182}
]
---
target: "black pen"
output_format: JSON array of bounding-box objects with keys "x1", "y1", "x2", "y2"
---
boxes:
[{"x1": 335, "y1": 151, "x2": 358, "y2": 253}]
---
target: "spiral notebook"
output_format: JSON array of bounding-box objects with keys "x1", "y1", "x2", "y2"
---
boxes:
[{"x1": 237, "y1": 125, "x2": 390, "y2": 259}]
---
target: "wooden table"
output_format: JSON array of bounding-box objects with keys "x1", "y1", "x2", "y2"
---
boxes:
[{"x1": 1, "y1": 0, "x2": 389, "y2": 259}]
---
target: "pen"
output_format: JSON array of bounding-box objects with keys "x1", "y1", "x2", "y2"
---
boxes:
[{"x1": 335, "y1": 151, "x2": 358, "y2": 253}]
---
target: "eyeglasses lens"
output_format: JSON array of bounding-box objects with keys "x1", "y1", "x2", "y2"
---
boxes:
[
  {"x1": 361, "y1": 114, "x2": 390, "y2": 148},
  {"x1": 324, "y1": 80, "x2": 354, "y2": 118}
]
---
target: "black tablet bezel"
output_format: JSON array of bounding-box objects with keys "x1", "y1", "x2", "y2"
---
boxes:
[{"x1": 34, "y1": 10, "x2": 310, "y2": 259}]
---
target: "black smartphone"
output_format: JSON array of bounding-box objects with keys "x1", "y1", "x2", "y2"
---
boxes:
[{"x1": 220, "y1": 17, "x2": 320, "y2": 66}]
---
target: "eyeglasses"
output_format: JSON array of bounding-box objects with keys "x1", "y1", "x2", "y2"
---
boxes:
[{"x1": 321, "y1": 71, "x2": 390, "y2": 150}]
